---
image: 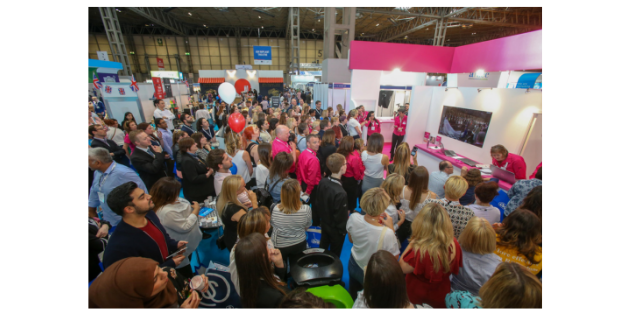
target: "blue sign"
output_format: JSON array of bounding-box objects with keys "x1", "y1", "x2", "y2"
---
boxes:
[
  {"x1": 253, "y1": 46, "x2": 272, "y2": 65},
  {"x1": 515, "y1": 73, "x2": 541, "y2": 89},
  {"x1": 328, "y1": 83, "x2": 351, "y2": 89}
]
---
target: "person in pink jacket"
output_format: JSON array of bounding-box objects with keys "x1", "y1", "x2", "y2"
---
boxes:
[
  {"x1": 366, "y1": 111, "x2": 381, "y2": 137},
  {"x1": 529, "y1": 162, "x2": 542, "y2": 179},
  {"x1": 490, "y1": 144, "x2": 527, "y2": 180},
  {"x1": 296, "y1": 134, "x2": 322, "y2": 225}
]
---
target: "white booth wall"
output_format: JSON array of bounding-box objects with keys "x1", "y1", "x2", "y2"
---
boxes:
[
  {"x1": 350, "y1": 69, "x2": 426, "y2": 112},
  {"x1": 406, "y1": 87, "x2": 542, "y2": 171}
]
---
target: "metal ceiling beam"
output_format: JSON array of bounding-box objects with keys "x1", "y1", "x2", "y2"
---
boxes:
[
  {"x1": 357, "y1": 7, "x2": 541, "y2": 29},
  {"x1": 444, "y1": 7, "x2": 474, "y2": 18},
  {"x1": 127, "y1": 7, "x2": 189, "y2": 36},
  {"x1": 356, "y1": 8, "x2": 441, "y2": 19},
  {"x1": 375, "y1": 18, "x2": 437, "y2": 42}
]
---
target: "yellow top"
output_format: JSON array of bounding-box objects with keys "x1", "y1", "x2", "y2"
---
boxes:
[{"x1": 494, "y1": 235, "x2": 542, "y2": 275}]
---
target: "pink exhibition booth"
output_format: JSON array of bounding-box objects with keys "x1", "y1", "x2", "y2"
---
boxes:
[{"x1": 345, "y1": 30, "x2": 542, "y2": 191}]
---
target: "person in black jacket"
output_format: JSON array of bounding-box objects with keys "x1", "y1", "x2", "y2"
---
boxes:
[
  {"x1": 88, "y1": 216, "x2": 110, "y2": 282},
  {"x1": 235, "y1": 233, "x2": 289, "y2": 308},
  {"x1": 89, "y1": 125, "x2": 126, "y2": 165},
  {"x1": 317, "y1": 129, "x2": 338, "y2": 177},
  {"x1": 129, "y1": 130, "x2": 168, "y2": 191},
  {"x1": 178, "y1": 137, "x2": 214, "y2": 203},
  {"x1": 314, "y1": 153, "x2": 348, "y2": 257},
  {"x1": 102, "y1": 181, "x2": 187, "y2": 269}
]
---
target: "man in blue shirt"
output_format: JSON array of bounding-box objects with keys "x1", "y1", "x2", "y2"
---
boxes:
[
  {"x1": 428, "y1": 161, "x2": 454, "y2": 199},
  {"x1": 91, "y1": 96, "x2": 106, "y2": 118},
  {"x1": 89, "y1": 147, "x2": 148, "y2": 228},
  {"x1": 156, "y1": 118, "x2": 175, "y2": 177}
]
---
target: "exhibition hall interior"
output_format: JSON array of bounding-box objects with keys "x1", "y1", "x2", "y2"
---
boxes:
[{"x1": 87, "y1": 6, "x2": 543, "y2": 309}]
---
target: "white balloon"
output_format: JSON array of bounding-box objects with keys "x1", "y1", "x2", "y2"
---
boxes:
[{"x1": 218, "y1": 82, "x2": 236, "y2": 104}]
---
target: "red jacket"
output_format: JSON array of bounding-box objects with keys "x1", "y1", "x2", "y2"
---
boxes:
[
  {"x1": 296, "y1": 148, "x2": 321, "y2": 195},
  {"x1": 393, "y1": 115, "x2": 407, "y2": 136},
  {"x1": 343, "y1": 151, "x2": 365, "y2": 181},
  {"x1": 492, "y1": 153, "x2": 527, "y2": 180},
  {"x1": 367, "y1": 119, "x2": 381, "y2": 137}
]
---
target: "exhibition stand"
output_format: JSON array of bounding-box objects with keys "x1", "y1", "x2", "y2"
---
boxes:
[
  {"x1": 414, "y1": 144, "x2": 513, "y2": 192},
  {"x1": 338, "y1": 30, "x2": 542, "y2": 173}
]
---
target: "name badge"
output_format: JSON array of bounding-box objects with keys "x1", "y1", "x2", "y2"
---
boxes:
[
  {"x1": 98, "y1": 192, "x2": 105, "y2": 203},
  {"x1": 371, "y1": 126, "x2": 375, "y2": 131},
  {"x1": 403, "y1": 122, "x2": 406, "y2": 125}
]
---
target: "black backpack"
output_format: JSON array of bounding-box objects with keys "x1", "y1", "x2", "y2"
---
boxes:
[{"x1": 255, "y1": 178, "x2": 281, "y2": 209}]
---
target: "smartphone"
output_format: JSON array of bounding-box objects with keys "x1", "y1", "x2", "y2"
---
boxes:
[
  {"x1": 411, "y1": 147, "x2": 418, "y2": 156},
  {"x1": 166, "y1": 247, "x2": 187, "y2": 260}
]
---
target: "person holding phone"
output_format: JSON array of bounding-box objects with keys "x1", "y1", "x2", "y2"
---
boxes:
[{"x1": 102, "y1": 181, "x2": 188, "y2": 270}]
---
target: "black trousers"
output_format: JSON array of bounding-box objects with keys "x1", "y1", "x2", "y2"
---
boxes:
[
  {"x1": 320, "y1": 225, "x2": 346, "y2": 258},
  {"x1": 341, "y1": 176, "x2": 359, "y2": 211},
  {"x1": 278, "y1": 240, "x2": 307, "y2": 277},
  {"x1": 390, "y1": 133, "x2": 405, "y2": 158},
  {"x1": 301, "y1": 182, "x2": 319, "y2": 226}
]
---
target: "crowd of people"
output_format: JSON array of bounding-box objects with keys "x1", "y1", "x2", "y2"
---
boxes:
[{"x1": 88, "y1": 88, "x2": 542, "y2": 308}]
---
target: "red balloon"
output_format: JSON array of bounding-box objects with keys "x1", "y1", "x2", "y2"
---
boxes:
[{"x1": 228, "y1": 112, "x2": 246, "y2": 133}]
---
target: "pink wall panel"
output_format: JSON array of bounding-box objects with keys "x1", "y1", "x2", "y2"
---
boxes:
[
  {"x1": 349, "y1": 41, "x2": 455, "y2": 73},
  {"x1": 348, "y1": 30, "x2": 542, "y2": 73},
  {"x1": 450, "y1": 30, "x2": 542, "y2": 73}
]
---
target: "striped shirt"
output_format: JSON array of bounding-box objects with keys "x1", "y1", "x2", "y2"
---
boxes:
[{"x1": 270, "y1": 204, "x2": 312, "y2": 248}]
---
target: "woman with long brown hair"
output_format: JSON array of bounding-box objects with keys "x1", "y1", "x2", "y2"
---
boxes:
[
  {"x1": 122, "y1": 120, "x2": 138, "y2": 159},
  {"x1": 361, "y1": 133, "x2": 389, "y2": 193},
  {"x1": 494, "y1": 209, "x2": 542, "y2": 276},
  {"x1": 255, "y1": 143, "x2": 272, "y2": 188},
  {"x1": 150, "y1": 177, "x2": 202, "y2": 279},
  {"x1": 235, "y1": 233, "x2": 289, "y2": 308},
  {"x1": 399, "y1": 202, "x2": 462, "y2": 308},
  {"x1": 387, "y1": 142, "x2": 418, "y2": 184},
  {"x1": 317, "y1": 129, "x2": 338, "y2": 176},
  {"x1": 266, "y1": 151, "x2": 294, "y2": 203},
  {"x1": 353, "y1": 250, "x2": 430, "y2": 308},
  {"x1": 229, "y1": 207, "x2": 273, "y2": 296},
  {"x1": 337, "y1": 136, "x2": 365, "y2": 211},
  {"x1": 397, "y1": 166, "x2": 437, "y2": 244}
]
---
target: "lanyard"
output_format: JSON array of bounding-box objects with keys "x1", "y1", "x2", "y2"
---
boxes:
[{"x1": 98, "y1": 163, "x2": 117, "y2": 193}]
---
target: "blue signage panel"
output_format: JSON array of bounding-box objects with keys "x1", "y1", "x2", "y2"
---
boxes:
[
  {"x1": 253, "y1": 46, "x2": 272, "y2": 65},
  {"x1": 515, "y1": 73, "x2": 541, "y2": 89}
]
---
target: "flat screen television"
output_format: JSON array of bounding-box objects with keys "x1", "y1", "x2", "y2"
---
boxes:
[{"x1": 438, "y1": 106, "x2": 493, "y2": 148}]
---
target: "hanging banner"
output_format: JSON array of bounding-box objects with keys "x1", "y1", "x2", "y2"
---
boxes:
[
  {"x1": 157, "y1": 57, "x2": 165, "y2": 69},
  {"x1": 96, "y1": 51, "x2": 109, "y2": 61},
  {"x1": 253, "y1": 46, "x2": 272, "y2": 65},
  {"x1": 259, "y1": 83, "x2": 283, "y2": 99},
  {"x1": 163, "y1": 78, "x2": 173, "y2": 98},
  {"x1": 152, "y1": 77, "x2": 166, "y2": 99}
]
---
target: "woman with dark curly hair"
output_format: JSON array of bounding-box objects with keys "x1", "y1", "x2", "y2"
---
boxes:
[{"x1": 494, "y1": 209, "x2": 542, "y2": 276}]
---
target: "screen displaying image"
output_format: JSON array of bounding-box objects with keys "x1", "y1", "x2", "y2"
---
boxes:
[{"x1": 438, "y1": 106, "x2": 493, "y2": 148}]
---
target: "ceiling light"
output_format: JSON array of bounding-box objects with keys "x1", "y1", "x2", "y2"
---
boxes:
[
  {"x1": 318, "y1": 19, "x2": 321, "y2": 22},
  {"x1": 404, "y1": 35, "x2": 408, "y2": 39},
  {"x1": 203, "y1": 24, "x2": 207, "y2": 27},
  {"x1": 431, "y1": 76, "x2": 436, "y2": 80},
  {"x1": 376, "y1": 23, "x2": 380, "y2": 26},
  {"x1": 188, "y1": 12, "x2": 192, "y2": 16},
  {"x1": 259, "y1": 16, "x2": 261, "y2": 18},
  {"x1": 312, "y1": 29, "x2": 315, "y2": 32},
  {"x1": 261, "y1": 26, "x2": 264, "y2": 29},
  {"x1": 476, "y1": 69, "x2": 485, "y2": 76},
  {"x1": 145, "y1": 24, "x2": 149, "y2": 26}
]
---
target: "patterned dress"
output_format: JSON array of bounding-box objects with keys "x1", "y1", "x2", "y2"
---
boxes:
[{"x1": 420, "y1": 199, "x2": 475, "y2": 239}]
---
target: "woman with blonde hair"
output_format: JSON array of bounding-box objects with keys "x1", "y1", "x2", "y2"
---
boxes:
[
  {"x1": 387, "y1": 142, "x2": 417, "y2": 184},
  {"x1": 399, "y1": 202, "x2": 462, "y2": 308},
  {"x1": 346, "y1": 187, "x2": 400, "y2": 300},
  {"x1": 425, "y1": 175, "x2": 475, "y2": 239},
  {"x1": 336, "y1": 104, "x2": 343, "y2": 115},
  {"x1": 380, "y1": 173, "x2": 406, "y2": 231},
  {"x1": 270, "y1": 179, "x2": 312, "y2": 273},
  {"x1": 286, "y1": 117, "x2": 296, "y2": 132},
  {"x1": 347, "y1": 109, "x2": 362, "y2": 139},
  {"x1": 217, "y1": 175, "x2": 258, "y2": 251},
  {"x1": 230, "y1": 207, "x2": 274, "y2": 296},
  {"x1": 225, "y1": 131, "x2": 254, "y2": 188},
  {"x1": 451, "y1": 217, "x2": 501, "y2": 295}
]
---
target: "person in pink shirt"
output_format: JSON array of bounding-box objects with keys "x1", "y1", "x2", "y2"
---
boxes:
[
  {"x1": 271, "y1": 125, "x2": 297, "y2": 173},
  {"x1": 296, "y1": 134, "x2": 322, "y2": 225},
  {"x1": 337, "y1": 136, "x2": 365, "y2": 213},
  {"x1": 390, "y1": 108, "x2": 407, "y2": 161},
  {"x1": 365, "y1": 111, "x2": 381, "y2": 137},
  {"x1": 356, "y1": 105, "x2": 368, "y2": 125},
  {"x1": 529, "y1": 162, "x2": 542, "y2": 179},
  {"x1": 490, "y1": 144, "x2": 527, "y2": 180}
]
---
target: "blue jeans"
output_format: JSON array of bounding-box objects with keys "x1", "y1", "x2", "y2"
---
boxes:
[{"x1": 348, "y1": 254, "x2": 364, "y2": 300}]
